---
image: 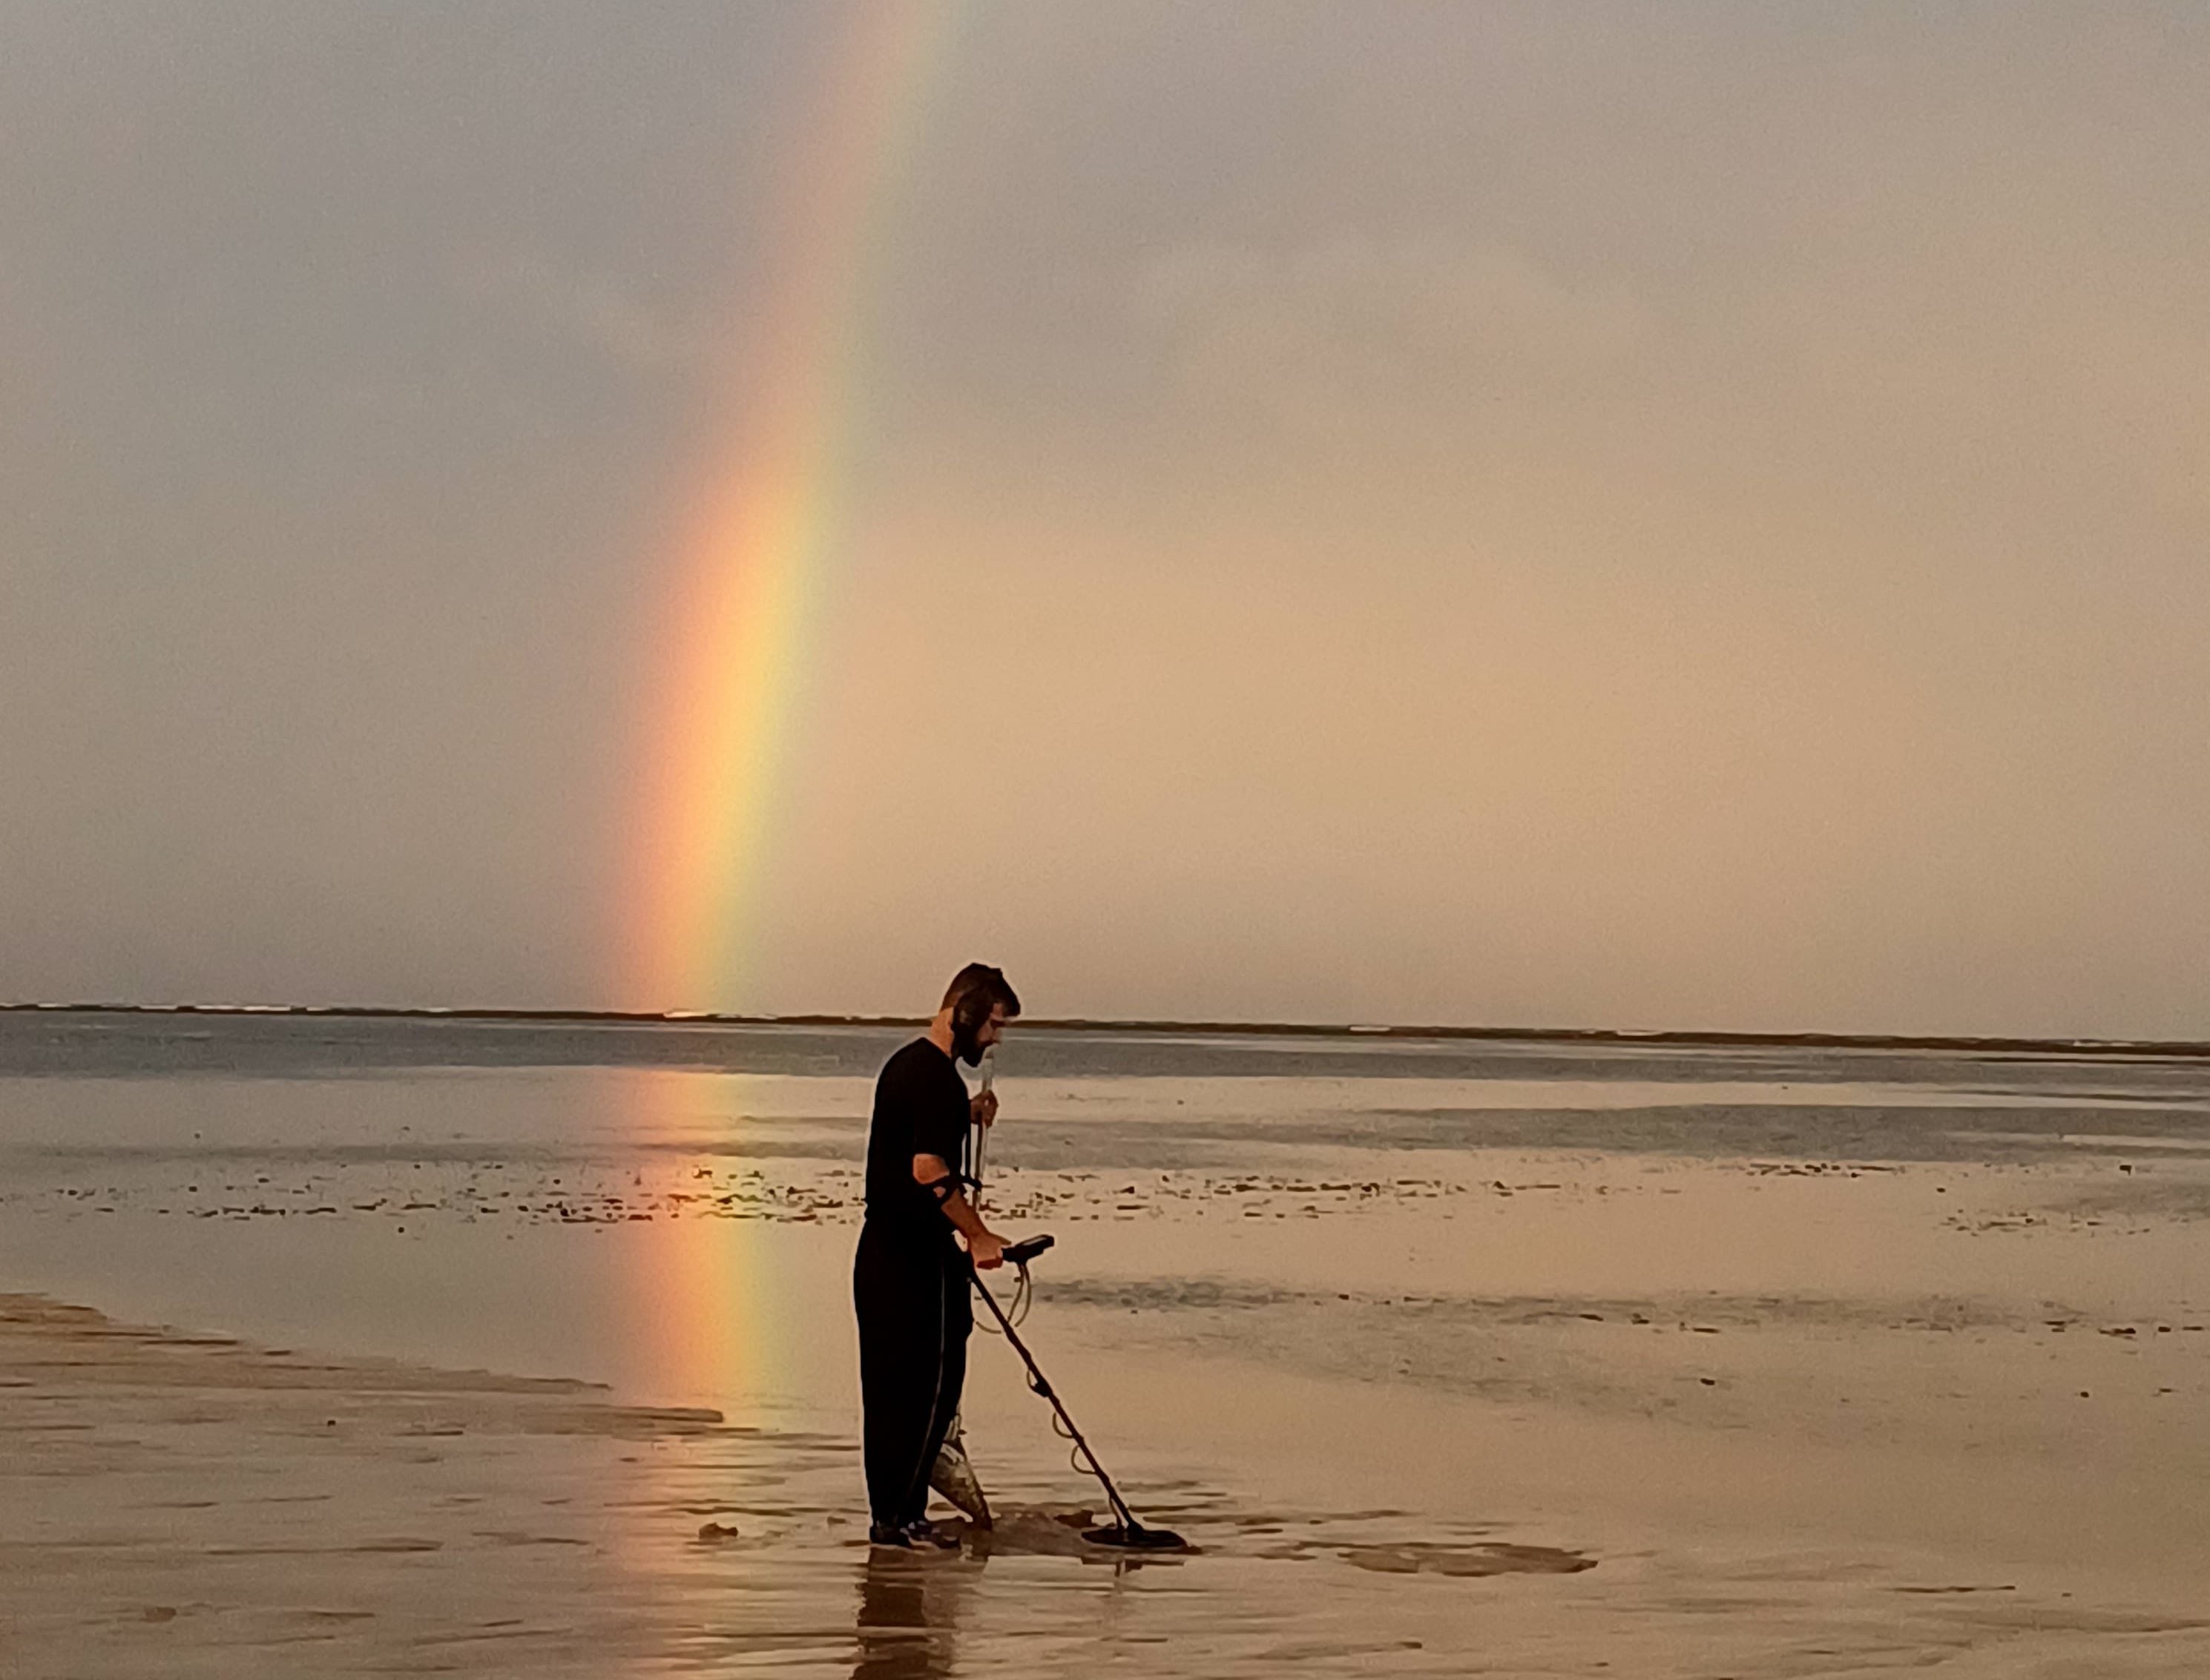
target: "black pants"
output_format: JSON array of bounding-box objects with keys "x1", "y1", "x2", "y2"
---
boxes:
[{"x1": 853, "y1": 1220, "x2": 972, "y2": 1527}]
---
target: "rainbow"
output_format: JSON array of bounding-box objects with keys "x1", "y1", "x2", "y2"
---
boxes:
[{"x1": 630, "y1": 4, "x2": 961, "y2": 1012}]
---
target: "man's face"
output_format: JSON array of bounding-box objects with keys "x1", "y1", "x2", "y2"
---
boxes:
[{"x1": 953, "y1": 1002, "x2": 1008, "y2": 1066}]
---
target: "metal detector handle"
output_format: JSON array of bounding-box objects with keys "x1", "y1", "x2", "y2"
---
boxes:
[
  {"x1": 1002, "y1": 1233, "x2": 1054, "y2": 1268},
  {"x1": 970, "y1": 1050, "x2": 996, "y2": 1208}
]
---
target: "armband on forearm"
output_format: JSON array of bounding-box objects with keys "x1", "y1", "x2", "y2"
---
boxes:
[{"x1": 925, "y1": 1178, "x2": 956, "y2": 1206}]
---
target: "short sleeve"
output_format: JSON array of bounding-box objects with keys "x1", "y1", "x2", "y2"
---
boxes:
[{"x1": 912, "y1": 1068, "x2": 968, "y2": 1176}]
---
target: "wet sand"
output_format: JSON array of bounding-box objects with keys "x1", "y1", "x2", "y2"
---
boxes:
[
  {"x1": 7, "y1": 1157, "x2": 2209, "y2": 1675},
  {"x1": 4, "y1": 1016, "x2": 2209, "y2": 1675}
]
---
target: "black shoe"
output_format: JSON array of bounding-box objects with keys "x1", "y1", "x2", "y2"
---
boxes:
[
  {"x1": 901, "y1": 1518, "x2": 963, "y2": 1550},
  {"x1": 868, "y1": 1521, "x2": 913, "y2": 1549}
]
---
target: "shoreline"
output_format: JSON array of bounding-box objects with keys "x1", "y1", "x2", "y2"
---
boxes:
[
  {"x1": 5, "y1": 1022, "x2": 2208, "y2": 1673},
  {"x1": 5, "y1": 1000, "x2": 2207, "y2": 1062},
  {"x1": 9, "y1": 1264, "x2": 2210, "y2": 1679},
  {"x1": 0, "y1": 1287, "x2": 764, "y2": 1677}
]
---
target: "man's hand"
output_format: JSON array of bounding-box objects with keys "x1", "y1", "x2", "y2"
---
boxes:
[
  {"x1": 970, "y1": 1088, "x2": 999, "y2": 1129},
  {"x1": 967, "y1": 1229, "x2": 1006, "y2": 1271}
]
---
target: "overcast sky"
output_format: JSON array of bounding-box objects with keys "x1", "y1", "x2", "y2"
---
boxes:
[{"x1": 5, "y1": 2, "x2": 2209, "y2": 1035}]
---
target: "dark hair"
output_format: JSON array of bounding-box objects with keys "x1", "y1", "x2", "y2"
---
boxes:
[{"x1": 943, "y1": 963, "x2": 1021, "y2": 1027}]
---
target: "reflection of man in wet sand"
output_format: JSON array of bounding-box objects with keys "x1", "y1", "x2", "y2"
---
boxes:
[
  {"x1": 851, "y1": 1545, "x2": 973, "y2": 1680},
  {"x1": 853, "y1": 963, "x2": 1019, "y2": 1549}
]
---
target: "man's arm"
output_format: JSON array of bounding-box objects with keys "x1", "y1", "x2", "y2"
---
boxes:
[{"x1": 913, "y1": 1153, "x2": 1004, "y2": 1268}]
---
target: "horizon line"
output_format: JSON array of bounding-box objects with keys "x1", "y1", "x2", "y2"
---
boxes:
[{"x1": 2, "y1": 999, "x2": 2206, "y2": 1061}]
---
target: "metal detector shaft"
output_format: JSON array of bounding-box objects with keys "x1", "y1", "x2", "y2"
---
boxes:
[
  {"x1": 969, "y1": 1053, "x2": 995, "y2": 1208},
  {"x1": 969, "y1": 1268, "x2": 1140, "y2": 1533}
]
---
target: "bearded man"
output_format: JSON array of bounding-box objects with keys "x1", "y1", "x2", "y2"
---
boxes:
[{"x1": 852, "y1": 963, "x2": 1018, "y2": 1547}]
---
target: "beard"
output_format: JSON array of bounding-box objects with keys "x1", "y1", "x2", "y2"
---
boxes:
[{"x1": 950, "y1": 1019, "x2": 986, "y2": 1066}]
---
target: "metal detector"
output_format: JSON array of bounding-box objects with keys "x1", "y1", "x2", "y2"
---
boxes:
[
  {"x1": 971, "y1": 1235, "x2": 1191, "y2": 1552},
  {"x1": 964, "y1": 1055, "x2": 1189, "y2": 1551}
]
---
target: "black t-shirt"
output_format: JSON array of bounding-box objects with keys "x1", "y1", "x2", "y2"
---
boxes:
[{"x1": 863, "y1": 1038, "x2": 971, "y2": 1247}]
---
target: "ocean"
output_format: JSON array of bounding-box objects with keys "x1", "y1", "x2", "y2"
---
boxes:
[{"x1": 2, "y1": 1009, "x2": 2206, "y2": 1676}]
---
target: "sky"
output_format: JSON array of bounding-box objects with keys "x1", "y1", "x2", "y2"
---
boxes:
[{"x1": 4, "y1": 1, "x2": 2209, "y2": 1037}]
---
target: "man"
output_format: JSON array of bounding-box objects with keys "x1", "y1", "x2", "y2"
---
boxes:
[{"x1": 854, "y1": 963, "x2": 1019, "y2": 1548}]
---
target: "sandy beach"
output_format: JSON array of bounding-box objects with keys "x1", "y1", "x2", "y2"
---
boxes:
[
  {"x1": 3, "y1": 1013, "x2": 2208, "y2": 1676},
  {"x1": 16, "y1": 4, "x2": 2210, "y2": 1670}
]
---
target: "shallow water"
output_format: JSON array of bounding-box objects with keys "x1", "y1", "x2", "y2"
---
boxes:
[{"x1": 2, "y1": 1012, "x2": 2208, "y2": 1676}]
